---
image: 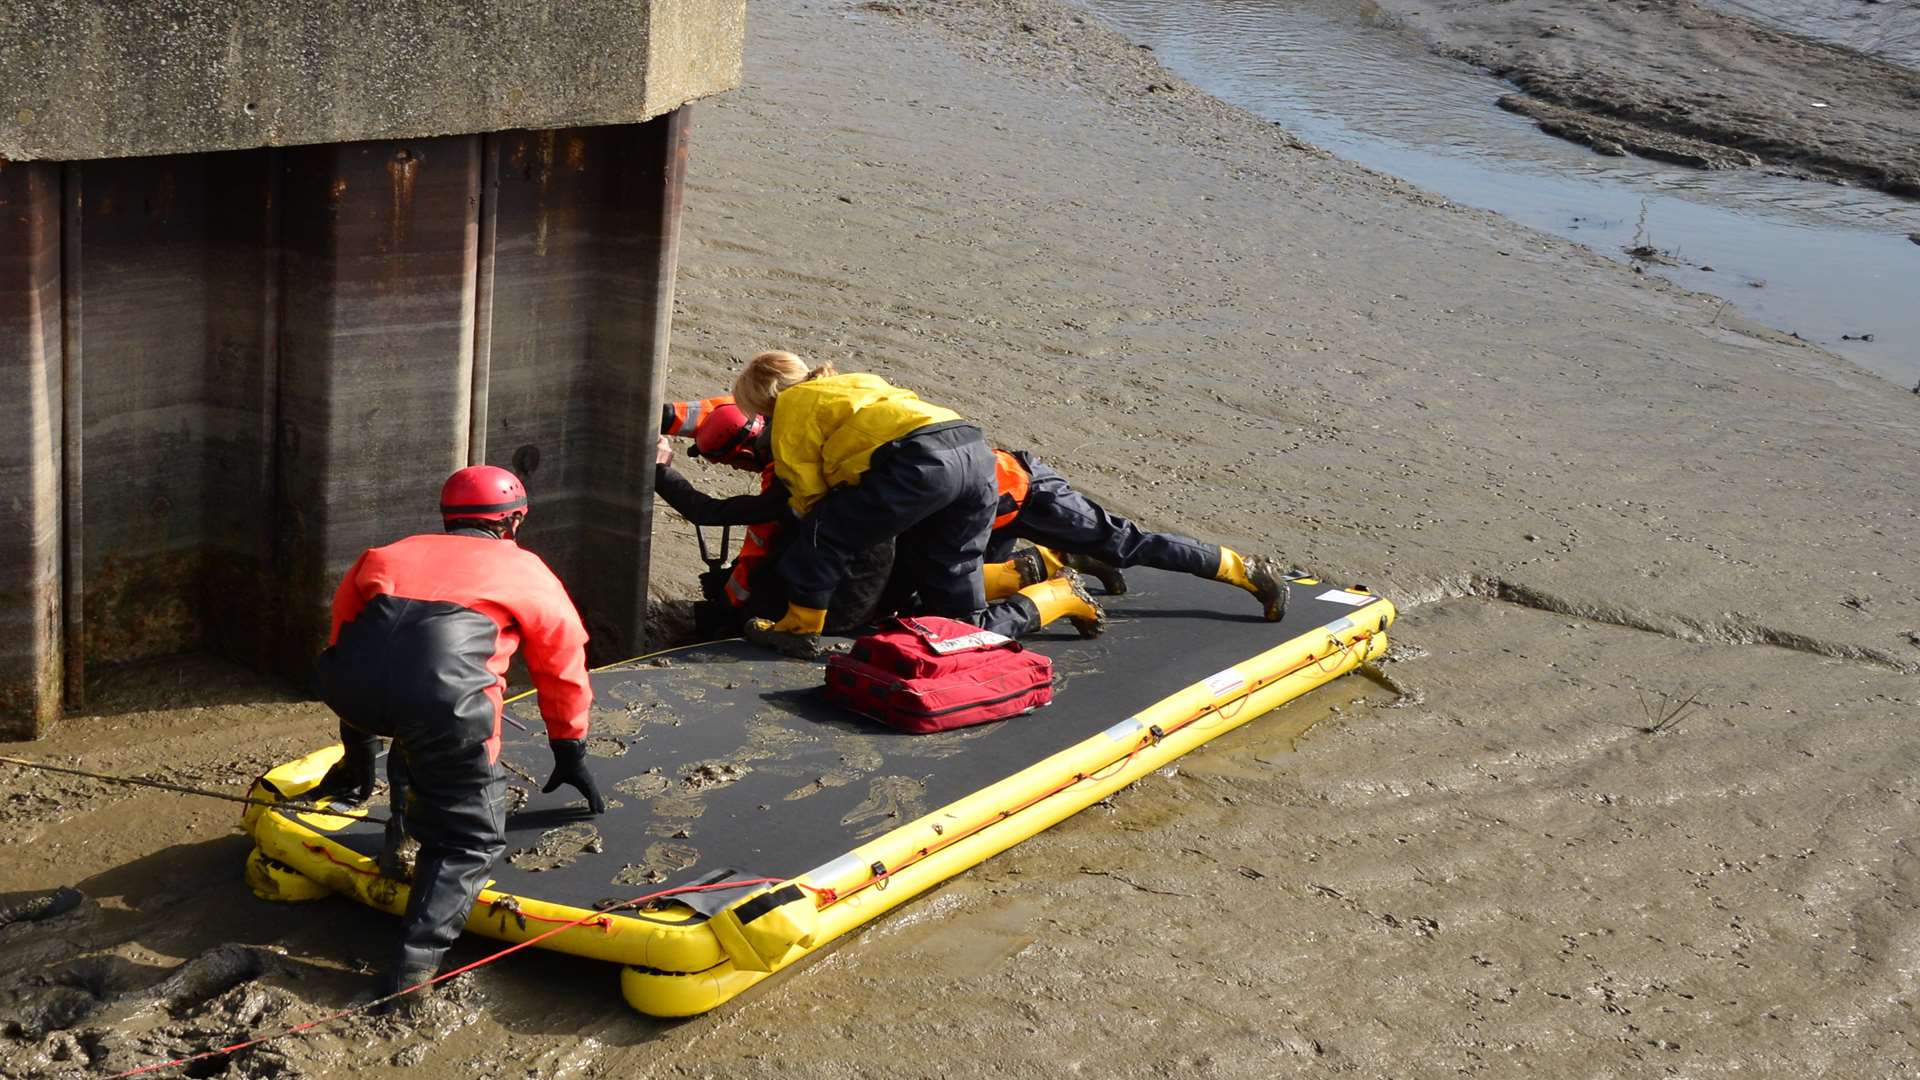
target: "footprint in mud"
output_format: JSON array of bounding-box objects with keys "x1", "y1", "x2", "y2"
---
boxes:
[
  {"x1": 842, "y1": 775, "x2": 927, "y2": 839},
  {"x1": 586, "y1": 736, "x2": 628, "y2": 758},
  {"x1": 592, "y1": 702, "x2": 663, "y2": 738},
  {"x1": 616, "y1": 769, "x2": 672, "y2": 799},
  {"x1": 611, "y1": 842, "x2": 700, "y2": 886},
  {"x1": 506, "y1": 822, "x2": 604, "y2": 872},
  {"x1": 746, "y1": 713, "x2": 822, "y2": 751},
  {"x1": 649, "y1": 789, "x2": 708, "y2": 821}
]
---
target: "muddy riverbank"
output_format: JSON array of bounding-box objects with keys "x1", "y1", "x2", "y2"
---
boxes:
[
  {"x1": 4, "y1": 0, "x2": 1919, "y2": 1076},
  {"x1": 1373, "y1": 0, "x2": 1920, "y2": 198}
]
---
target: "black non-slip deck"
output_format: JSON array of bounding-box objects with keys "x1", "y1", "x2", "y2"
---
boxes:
[{"x1": 322, "y1": 571, "x2": 1386, "y2": 910}]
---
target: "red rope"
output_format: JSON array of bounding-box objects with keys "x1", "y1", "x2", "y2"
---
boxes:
[
  {"x1": 116, "y1": 628, "x2": 1376, "y2": 1077},
  {"x1": 104, "y1": 877, "x2": 784, "y2": 1079},
  {"x1": 304, "y1": 842, "x2": 379, "y2": 877}
]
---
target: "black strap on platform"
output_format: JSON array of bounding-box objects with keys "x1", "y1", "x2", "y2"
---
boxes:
[{"x1": 732, "y1": 883, "x2": 807, "y2": 925}]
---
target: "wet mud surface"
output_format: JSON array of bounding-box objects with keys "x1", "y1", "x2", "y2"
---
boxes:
[
  {"x1": 5, "y1": 0, "x2": 1920, "y2": 1075},
  {"x1": 1373, "y1": 0, "x2": 1920, "y2": 197}
]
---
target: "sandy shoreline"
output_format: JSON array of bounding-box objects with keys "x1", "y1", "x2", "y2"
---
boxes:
[
  {"x1": 1372, "y1": 0, "x2": 1920, "y2": 198},
  {"x1": 5, "y1": 0, "x2": 1919, "y2": 1076}
]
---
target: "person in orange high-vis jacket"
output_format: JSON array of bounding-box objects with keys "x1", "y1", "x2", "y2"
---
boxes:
[
  {"x1": 658, "y1": 396, "x2": 782, "y2": 613},
  {"x1": 654, "y1": 397, "x2": 893, "y2": 633},
  {"x1": 979, "y1": 449, "x2": 1290, "y2": 622},
  {"x1": 312, "y1": 465, "x2": 599, "y2": 1007}
]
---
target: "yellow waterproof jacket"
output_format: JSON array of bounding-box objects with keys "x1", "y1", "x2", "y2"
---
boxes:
[{"x1": 771, "y1": 373, "x2": 963, "y2": 514}]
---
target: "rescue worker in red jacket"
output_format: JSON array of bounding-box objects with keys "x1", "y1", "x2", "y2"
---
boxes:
[{"x1": 312, "y1": 465, "x2": 601, "y2": 1003}]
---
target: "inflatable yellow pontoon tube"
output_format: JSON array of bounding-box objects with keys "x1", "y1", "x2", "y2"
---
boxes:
[{"x1": 244, "y1": 589, "x2": 1394, "y2": 1017}]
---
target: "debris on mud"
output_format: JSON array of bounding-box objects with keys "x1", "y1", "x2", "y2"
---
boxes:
[
  {"x1": 506, "y1": 823, "x2": 604, "y2": 872},
  {"x1": 611, "y1": 842, "x2": 700, "y2": 887},
  {"x1": 682, "y1": 762, "x2": 750, "y2": 791}
]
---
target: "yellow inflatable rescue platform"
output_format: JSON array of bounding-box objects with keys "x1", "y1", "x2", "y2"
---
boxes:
[{"x1": 242, "y1": 570, "x2": 1394, "y2": 1016}]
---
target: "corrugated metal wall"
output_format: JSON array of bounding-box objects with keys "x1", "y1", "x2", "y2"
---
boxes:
[{"x1": 0, "y1": 109, "x2": 688, "y2": 738}]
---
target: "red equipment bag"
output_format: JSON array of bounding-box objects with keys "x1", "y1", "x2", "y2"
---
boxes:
[{"x1": 825, "y1": 616, "x2": 1053, "y2": 733}]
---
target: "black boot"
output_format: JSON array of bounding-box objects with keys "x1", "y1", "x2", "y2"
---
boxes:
[{"x1": 372, "y1": 961, "x2": 439, "y2": 1016}]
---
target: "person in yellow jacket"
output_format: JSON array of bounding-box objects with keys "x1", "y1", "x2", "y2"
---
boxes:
[{"x1": 731, "y1": 350, "x2": 1103, "y2": 657}]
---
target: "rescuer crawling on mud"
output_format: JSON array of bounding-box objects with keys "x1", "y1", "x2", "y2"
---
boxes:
[
  {"x1": 310, "y1": 466, "x2": 603, "y2": 1007},
  {"x1": 726, "y1": 350, "x2": 1106, "y2": 658},
  {"x1": 654, "y1": 396, "x2": 894, "y2": 635}
]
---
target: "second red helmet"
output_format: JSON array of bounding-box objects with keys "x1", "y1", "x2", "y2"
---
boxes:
[
  {"x1": 440, "y1": 465, "x2": 528, "y2": 522},
  {"x1": 692, "y1": 403, "x2": 767, "y2": 471}
]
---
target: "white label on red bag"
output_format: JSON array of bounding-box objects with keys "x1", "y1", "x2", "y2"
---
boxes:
[
  {"x1": 925, "y1": 629, "x2": 1013, "y2": 655},
  {"x1": 1315, "y1": 589, "x2": 1373, "y2": 606},
  {"x1": 1204, "y1": 669, "x2": 1246, "y2": 697}
]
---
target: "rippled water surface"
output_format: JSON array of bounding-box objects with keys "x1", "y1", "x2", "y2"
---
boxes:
[{"x1": 1072, "y1": 0, "x2": 1920, "y2": 386}]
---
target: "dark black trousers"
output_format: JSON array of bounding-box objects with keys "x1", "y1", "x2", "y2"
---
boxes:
[
  {"x1": 698, "y1": 536, "x2": 897, "y2": 637},
  {"x1": 985, "y1": 452, "x2": 1219, "y2": 577},
  {"x1": 381, "y1": 739, "x2": 507, "y2": 979},
  {"x1": 780, "y1": 423, "x2": 996, "y2": 620}
]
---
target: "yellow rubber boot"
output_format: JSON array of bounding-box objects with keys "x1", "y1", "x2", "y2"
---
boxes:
[
  {"x1": 1008, "y1": 547, "x2": 1054, "y2": 589},
  {"x1": 1215, "y1": 548, "x2": 1288, "y2": 622},
  {"x1": 1016, "y1": 569, "x2": 1107, "y2": 638},
  {"x1": 744, "y1": 604, "x2": 828, "y2": 659},
  {"x1": 983, "y1": 560, "x2": 1025, "y2": 600},
  {"x1": 1034, "y1": 546, "x2": 1066, "y2": 578}
]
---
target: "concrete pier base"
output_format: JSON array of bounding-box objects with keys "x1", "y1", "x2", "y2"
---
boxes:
[
  {"x1": 0, "y1": 1, "x2": 740, "y2": 737},
  {"x1": 0, "y1": 112, "x2": 692, "y2": 737}
]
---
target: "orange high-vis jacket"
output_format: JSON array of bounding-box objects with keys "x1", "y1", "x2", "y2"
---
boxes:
[
  {"x1": 662, "y1": 395, "x2": 735, "y2": 438},
  {"x1": 992, "y1": 450, "x2": 1031, "y2": 529}
]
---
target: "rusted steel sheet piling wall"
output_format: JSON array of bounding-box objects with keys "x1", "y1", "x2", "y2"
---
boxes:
[
  {"x1": 0, "y1": 1, "x2": 739, "y2": 737},
  {"x1": 0, "y1": 114, "x2": 693, "y2": 738},
  {"x1": 272, "y1": 138, "x2": 483, "y2": 672},
  {"x1": 0, "y1": 163, "x2": 64, "y2": 738}
]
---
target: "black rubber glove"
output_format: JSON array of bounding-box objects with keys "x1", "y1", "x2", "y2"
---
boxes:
[
  {"x1": 542, "y1": 738, "x2": 606, "y2": 814},
  {"x1": 314, "y1": 722, "x2": 379, "y2": 803}
]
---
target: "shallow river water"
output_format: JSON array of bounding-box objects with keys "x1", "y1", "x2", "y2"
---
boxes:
[{"x1": 1072, "y1": 0, "x2": 1920, "y2": 387}]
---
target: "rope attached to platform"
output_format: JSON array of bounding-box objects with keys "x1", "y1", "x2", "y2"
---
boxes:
[{"x1": 0, "y1": 755, "x2": 389, "y2": 825}]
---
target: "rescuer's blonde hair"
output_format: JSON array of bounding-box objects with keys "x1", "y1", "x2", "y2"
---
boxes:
[{"x1": 732, "y1": 350, "x2": 840, "y2": 418}]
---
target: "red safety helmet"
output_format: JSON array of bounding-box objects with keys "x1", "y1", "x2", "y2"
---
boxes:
[
  {"x1": 691, "y1": 403, "x2": 767, "y2": 471},
  {"x1": 440, "y1": 465, "x2": 529, "y2": 522}
]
